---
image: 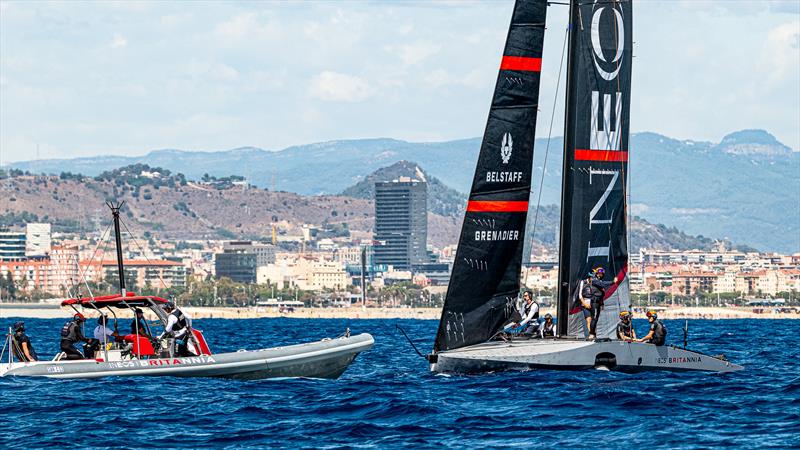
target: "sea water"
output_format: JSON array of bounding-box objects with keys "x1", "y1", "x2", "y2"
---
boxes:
[{"x1": 0, "y1": 318, "x2": 797, "y2": 449}]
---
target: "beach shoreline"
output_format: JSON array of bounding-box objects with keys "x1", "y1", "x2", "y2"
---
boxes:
[{"x1": 1, "y1": 304, "x2": 798, "y2": 320}]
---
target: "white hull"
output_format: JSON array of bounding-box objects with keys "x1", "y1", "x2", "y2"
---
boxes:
[
  {"x1": 431, "y1": 338, "x2": 742, "y2": 373},
  {"x1": 1, "y1": 333, "x2": 373, "y2": 380}
]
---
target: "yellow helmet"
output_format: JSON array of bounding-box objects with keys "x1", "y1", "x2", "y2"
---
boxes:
[{"x1": 619, "y1": 310, "x2": 631, "y2": 318}]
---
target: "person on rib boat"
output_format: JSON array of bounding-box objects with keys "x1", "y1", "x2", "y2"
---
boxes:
[
  {"x1": 130, "y1": 308, "x2": 151, "y2": 339},
  {"x1": 616, "y1": 311, "x2": 636, "y2": 341},
  {"x1": 636, "y1": 311, "x2": 666, "y2": 346},
  {"x1": 159, "y1": 302, "x2": 193, "y2": 356},
  {"x1": 11, "y1": 321, "x2": 38, "y2": 362},
  {"x1": 60, "y1": 313, "x2": 93, "y2": 360}
]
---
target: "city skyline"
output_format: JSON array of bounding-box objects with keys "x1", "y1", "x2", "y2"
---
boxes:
[{"x1": 1, "y1": 0, "x2": 798, "y2": 163}]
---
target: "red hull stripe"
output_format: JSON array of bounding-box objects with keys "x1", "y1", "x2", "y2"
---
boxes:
[
  {"x1": 467, "y1": 201, "x2": 529, "y2": 213},
  {"x1": 500, "y1": 56, "x2": 542, "y2": 72},
  {"x1": 574, "y1": 149, "x2": 628, "y2": 162}
]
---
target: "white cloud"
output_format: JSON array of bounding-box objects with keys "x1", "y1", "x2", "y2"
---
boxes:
[
  {"x1": 110, "y1": 33, "x2": 127, "y2": 48},
  {"x1": 185, "y1": 60, "x2": 240, "y2": 82},
  {"x1": 761, "y1": 21, "x2": 800, "y2": 84},
  {"x1": 423, "y1": 68, "x2": 490, "y2": 89},
  {"x1": 308, "y1": 71, "x2": 375, "y2": 102},
  {"x1": 390, "y1": 42, "x2": 441, "y2": 67}
]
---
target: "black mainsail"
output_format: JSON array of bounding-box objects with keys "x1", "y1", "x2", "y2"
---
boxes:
[
  {"x1": 557, "y1": 0, "x2": 633, "y2": 338},
  {"x1": 434, "y1": 0, "x2": 547, "y2": 352}
]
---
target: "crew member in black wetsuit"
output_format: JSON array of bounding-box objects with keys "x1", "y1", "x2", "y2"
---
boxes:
[
  {"x1": 616, "y1": 311, "x2": 636, "y2": 341},
  {"x1": 11, "y1": 321, "x2": 38, "y2": 362},
  {"x1": 130, "y1": 308, "x2": 151, "y2": 338},
  {"x1": 585, "y1": 267, "x2": 619, "y2": 339},
  {"x1": 636, "y1": 311, "x2": 667, "y2": 346},
  {"x1": 540, "y1": 313, "x2": 555, "y2": 338},
  {"x1": 60, "y1": 313, "x2": 92, "y2": 360}
]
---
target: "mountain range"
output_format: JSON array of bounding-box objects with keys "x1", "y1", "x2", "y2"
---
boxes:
[{"x1": 8, "y1": 129, "x2": 798, "y2": 252}]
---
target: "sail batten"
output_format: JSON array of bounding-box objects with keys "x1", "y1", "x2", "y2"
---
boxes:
[
  {"x1": 557, "y1": 0, "x2": 633, "y2": 339},
  {"x1": 434, "y1": 0, "x2": 548, "y2": 353}
]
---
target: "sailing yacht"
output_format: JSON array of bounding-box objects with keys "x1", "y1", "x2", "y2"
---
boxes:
[{"x1": 428, "y1": 0, "x2": 741, "y2": 373}]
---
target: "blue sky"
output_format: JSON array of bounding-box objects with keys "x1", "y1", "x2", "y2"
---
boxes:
[{"x1": 1, "y1": 0, "x2": 798, "y2": 162}]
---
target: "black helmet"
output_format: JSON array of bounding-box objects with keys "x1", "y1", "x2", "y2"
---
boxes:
[
  {"x1": 164, "y1": 301, "x2": 176, "y2": 311},
  {"x1": 13, "y1": 321, "x2": 24, "y2": 332},
  {"x1": 134, "y1": 308, "x2": 144, "y2": 315},
  {"x1": 544, "y1": 313, "x2": 553, "y2": 320},
  {"x1": 97, "y1": 315, "x2": 108, "y2": 325}
]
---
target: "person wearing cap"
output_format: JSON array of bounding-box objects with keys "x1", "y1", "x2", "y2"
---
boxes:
[
  {"x1": 91, "y1": 315, "x2": 122, "y2": 357},
  {"x1": 11, "y1": 321, "x2": 38, "y2": 362},
  {"x1": 130, "y1": 308, "x2": 151, "y2": 338},
  {"x1": 636, "y1": 311, "x2": 667, "y2": 346},
  {"x1": 540, "y1": 313, "x2": 556, "y2": 338},
  {"x1": 584, "y1": 267, "x2": 619, "y2": 339},
  {"x1": 616, "y1": 311, "x2": 636, "y2": 341},
  {"x1": 59, "y1": 313, "x2": 92, "y2": 360},
  {"x1": 159, "y1": 301, "x2": 193, "y2": 356}
]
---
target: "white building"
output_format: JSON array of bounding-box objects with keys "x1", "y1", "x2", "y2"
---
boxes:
[{"x1": 26, "y1": 223, "x2": 52, "y2": 257}]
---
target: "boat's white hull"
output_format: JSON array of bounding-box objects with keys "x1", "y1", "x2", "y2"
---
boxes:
[
  {"x1": 430, "y1": 338, "x2": 742, "y2": 374},
  {"x1": 0, "y1": 333, "x2": 373, "y2": 380}
]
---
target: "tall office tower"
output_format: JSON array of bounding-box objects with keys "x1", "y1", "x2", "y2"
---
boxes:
[{"x1": 374, "y1": 177, "x2": 427, "y2": 271}]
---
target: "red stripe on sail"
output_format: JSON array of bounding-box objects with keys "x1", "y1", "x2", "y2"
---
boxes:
[
  {"x1": 466, "y1": 201, "x2": 529, "y2": 213},
  {"x1": 574, "y1": 149, "x2": 628, "y2": 162},
  {"x1": 602, "y1": 264, "x2": 628, "y2": 301},
  {"x1": 500, "y1": 56, "x2": 542, "y2": 72}
]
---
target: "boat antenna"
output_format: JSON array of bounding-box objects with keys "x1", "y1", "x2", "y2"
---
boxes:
[
  {"x1": 106, "y1": 201, "x2": 127, "y2": 296},
  {"x1": 683, "y1": 320, "x2": 689, "y2": 349}
]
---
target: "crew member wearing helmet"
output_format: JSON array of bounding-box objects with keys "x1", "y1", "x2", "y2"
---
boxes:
[
  {"x1": 159, "y1": 302, "x2": 193, "y2": 356},
  {"x1": 540, "y1": 313, "x2": 556, "y2": 338},
  {"x1": 59, "y1": 313, "x2": 92, "y2": 360},
  {"x1": 584, "y1": 267, "x2": 619, "y2": 339},
  {"x1": 616, "y1": 311, "x2": 636, "y2": 341},
  {"x1": 636, "y1": 311, "x2": 667, "y2": 346},
  {"x1": 11, "y1": 321, "x2": 38, "y2": 362}
]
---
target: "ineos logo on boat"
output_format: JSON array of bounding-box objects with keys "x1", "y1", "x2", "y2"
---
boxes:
[
  {"x1": 590, "y1": 3, "x2": 625, "y2": 82},
  {"x1": 500, "y1": 132, "x2": 512, "y2": 164}
]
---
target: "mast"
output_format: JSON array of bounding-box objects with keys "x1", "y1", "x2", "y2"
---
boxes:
[
  {"x1": 433, "y1": 0, "x2": 548, "y2": 353},
  {"x1": 107, "y1": 201, "x2": 127, "y2": 296},
  {"x1": 556, "y1": 0, "x2": 581, "y2": 337}
]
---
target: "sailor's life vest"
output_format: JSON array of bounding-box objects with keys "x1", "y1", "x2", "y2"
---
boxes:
[
  {"x1": 60, "y1": 321, "x2": 77, "y2": 341},
  {"x1": 617, "y1": 321, "x2": 633, "y2": 339},
  {"x1": 541, "y1": 321, "x2": 555, "y2": 337},
  {"x1": 171, "y1": 308, "x2": 188, "y2": 330},
  {"x1": 651, "y1": 320, "x2": 667, "y2": 346},
  {"x1": 523, "y1": 301, "x2": 540, "y2": 322}
]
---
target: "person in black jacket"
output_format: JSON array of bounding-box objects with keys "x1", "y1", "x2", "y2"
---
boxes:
[
  {"x1": 585, "y1": 267, "x2": 619, "y2": 339},
  {"x1": 637, "y1": 310, "x2": 667, "y2": 346},
  {"x1": 60, "y1": 313, "x2": 92, "y2": 360},
  {"x1": 11, "y1": 321, "x2": 38, "y2": 362}
]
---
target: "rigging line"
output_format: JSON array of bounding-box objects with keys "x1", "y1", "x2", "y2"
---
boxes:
[
  {"x1": 396, "y1": 324, "x2": 426, "y2": 359},
  {"x1": 120, "y1": 218, "x2": 169, "y2": 290},
  {"x1": 76, "y1": 223, "x2": 113, "y2": 299},
  {"x1": 530, "y1": 25, "x2": 569, "y2": 260}
]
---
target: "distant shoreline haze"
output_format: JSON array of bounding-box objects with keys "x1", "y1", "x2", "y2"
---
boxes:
[{"x1": 3, "y1": 129, "x2": 798, "y2": 253}]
